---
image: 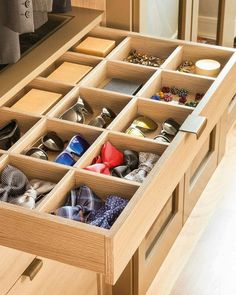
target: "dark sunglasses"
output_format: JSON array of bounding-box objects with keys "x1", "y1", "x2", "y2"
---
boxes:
[
  {"x1": 89, "y1": 107, "x2": 116, "y2": 128},
  {"x1": 0, "y1": 120, "x2": 20, "y2": 150},
  {"x1": 55, "y1": 134, "x2": 90, "y2": 166},
  {"x1": 25, "y1": 132, "x2": 64, "y2": 160},
  {"x1": 60, "y1": 98, "x2": 93, "y2": 123}
]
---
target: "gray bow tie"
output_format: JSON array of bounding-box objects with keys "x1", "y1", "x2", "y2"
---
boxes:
[
  {"x1": 124, "y1": 152, "x2": 160, "y2": 183},
  {"x1": 0, "y1": 165, "x2": 55, "y2": 209}
]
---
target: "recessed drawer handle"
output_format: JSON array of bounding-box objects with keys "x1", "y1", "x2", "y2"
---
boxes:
[
  {"x1": 22, "y1": 258, "x2": 43, "y2": 281},
  {"x1": 180, "y1": 114, "x2": 207, "y2": 139}
]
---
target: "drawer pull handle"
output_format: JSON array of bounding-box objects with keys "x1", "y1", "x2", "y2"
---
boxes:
[
  {"x1": 180, "y1": 115, "x2": 207, "y2": 138},
  {"x1": 22, "y1": 258, "x2": 43, "y2": 280}
]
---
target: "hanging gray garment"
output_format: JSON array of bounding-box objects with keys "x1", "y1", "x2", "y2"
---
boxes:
[
  {"x1": 0, "y1": 0, "x2": 53, "y2": 65},
  {"x1": 32, "y1": 0, "x2": 53, "y2": 30}
]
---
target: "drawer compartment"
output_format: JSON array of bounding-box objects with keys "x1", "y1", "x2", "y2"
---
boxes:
[
  {"x1": 184, "y1": 123, "x2": 220, "y2": 222},
  {"x1": 133, "y1": 180, "x2": 184, "y2": 295}
]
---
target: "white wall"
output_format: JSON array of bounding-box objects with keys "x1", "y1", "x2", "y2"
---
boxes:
[
  {"x1": 199, "y1": 0, "x2": 218, "y2": 17},
  {"x1": 140, "y1": 0, "x2": 179, "y2": 39}
]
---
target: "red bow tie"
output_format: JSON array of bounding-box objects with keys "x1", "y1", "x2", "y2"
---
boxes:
[{"x1": 84, "y1": 142, "x2": 124, "y2": 175}]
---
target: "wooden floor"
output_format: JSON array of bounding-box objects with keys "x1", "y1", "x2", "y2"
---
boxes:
[{"x1": 147, "y1": 121, "x2": 236, "y2": 295}]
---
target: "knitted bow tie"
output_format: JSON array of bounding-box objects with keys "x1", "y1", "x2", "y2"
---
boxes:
[
  {"x1": 124, "y1": 152, "x2": 160, "y2": 183},
  {"x1": 0, "y1": 165, "x2": 55, "y2": 209},
  {"x1": 84, "y1": 142, "x2": 124, "y2": 175},
  {"x1": 112, "y1": 150, "x2": 139, "y2": 178}
]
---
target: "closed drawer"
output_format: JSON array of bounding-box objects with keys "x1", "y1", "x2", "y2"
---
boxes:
[
  {"x1": 133, "y1": 180, "x2": 184, "y2": 295},
  {"x1": 0, "y1": 26, "x2": 235, "y2": 287},
  {"x1": 8, "y1": 257, "x2": 97, "y2": 295},
  {"x1": 184, "y1": 123, "x2": 220, "y2": 222},
  {"x1": 0, "y1": 247, "x2": 34, "y2": 295},
  {"x1": 227, "y1": 94, "x2": 236, "y2": 129}
]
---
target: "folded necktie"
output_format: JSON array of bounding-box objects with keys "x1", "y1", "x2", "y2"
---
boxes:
[
  {"x1": 124, "y1": 152, "x2": 160, "y2": 183},
  {"x1": 112, "y1": 150, "x2": 139, "y2": 178},
  {"x1": 87, "y1": 195, "x2": 129, "y2": 229},
  {"x1": 54, "y1": 185, "x2": 103, "y2": 222},
  {"x1": 84, "y1": 142, "x2": 124, "y2": 175}
]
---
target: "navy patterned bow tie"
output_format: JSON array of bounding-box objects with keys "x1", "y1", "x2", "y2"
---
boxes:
[{"x1": 54, "y1": 185, "x2": 103, "y2": 222}]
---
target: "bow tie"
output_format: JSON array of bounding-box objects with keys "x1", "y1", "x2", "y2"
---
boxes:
[
  {"x1": 112, "y1": 150, "x2": 139, "y2": 178},
  {"x1": 54, "y1": 185, "x2": 103, "y2": 222},
  {"x1": 84, "y1": 142, "x2": 124, "y2": 175},
  {"x1": 124, "y1": 152, "x2": 160, "y2": 183},
  {"x1": 0, "y1": 165, "x2": 55, "y2": 209},
  {"x1": 87, "y1": 195, "x2": 129, "y2": 229}
]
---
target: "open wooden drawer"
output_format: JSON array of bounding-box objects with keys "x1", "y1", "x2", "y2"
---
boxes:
[{"x1": 0, "y1": 24, "x2": 235, "y2": 288}]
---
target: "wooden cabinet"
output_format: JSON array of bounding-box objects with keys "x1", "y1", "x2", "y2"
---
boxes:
[{"x1": 0, "y1": 12, "x2": 235, "y2": 295}]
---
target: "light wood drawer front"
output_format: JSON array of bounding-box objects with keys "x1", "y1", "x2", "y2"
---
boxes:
[
  {"x1": 184, "y1": 123, "x2": 220, "y2": 222},
  {"x1": 8, "y1": 257, "x2": 97, "y2": 295},
  {"x1": 0, "y1": 246, "x2": 34, "y2": 295},
  {"x1": 133, "y1": 180, "x2": 184, "y2": 295},
  {"x1": 227, "y1": 94, "x2": 236, "y2": 129}
]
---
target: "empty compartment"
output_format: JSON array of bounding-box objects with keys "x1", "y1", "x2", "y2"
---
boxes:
[
  {"x1": 111, "y1": 98, "x2": 192, "y2": 142},
  {"x1": 109, "y1": 36, "x2": 178, "y2": 68},
  {"x1": 139, "y1": 70, "x2": 214, "y2": 108},
  {"x1": 39, "y1": 51, "x2": 101, "y2": 85},
  {"x1": 2, "y1": 78, "x2": 72, "y2": 116},
  {"x1": 0, "y1": 109, "x2": 40, "y2": 151},
  {"x1": 0, "y1": 154, "x2": 69, "y2": 209},
  {"x1": 76, "y1": 131, "x2": 168, "y2": 184},
  {"x1": 168, "y1": 44, "x2": 234, "y2": 78},
  {"x1": 71, "y1": 26, "x2": 129, "y2": 57},
  {"x1": 13, "y1": 118, "x2": 103, "y2": 167},
  {"x1": 49, "y1": 86, "x2": 132, "y2": 129},
  {"x1": 82, "y1": 60, "x2": 156, "y2": 96}
]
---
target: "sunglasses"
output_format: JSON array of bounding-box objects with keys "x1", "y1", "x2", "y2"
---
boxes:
[
  {"x1": 25, "y1": 132, "x2": 64, "y2": 160},
  {"x1": 55, "y1": 134, "x2": 90, "y2": 166},
  {"x1": 60, "y1": 97, "x2": 93, "y2": 123},
  {"x1": 0, "y1": 120, "x2": 20, "y2": 150},
  {"x1": 154, "y1": 118, "x2": 180, "y2": 143},
  {"x1": 89, "y1": 107, "x2": 116, "y2": 128},
  {"x1": 125, "y1": 116, "x2": 158, "y2": 138}
]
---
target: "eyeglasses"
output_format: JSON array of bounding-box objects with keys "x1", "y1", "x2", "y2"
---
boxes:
[
  {"x1": 125, "y1": 116, "x2": 158, "y2": 138},
  {"x1": 154, "y1": 118, "x2": 180, "y2": 143},
  {"x1": 89, "y1": 107, "x2": 116, "y2": 128},
  {"x1": 25, "y1": 132, "x2": 90, "y2": 166},
  {"x1": 0, "y1": 120, "x2": 20, "y2": 150},
  {"x1": 25, "y1": 132, "x2": 64, "y2": 160},
  {"x1": 55, "y1": 134, "x2": 90, "y2": 166},
  {"x1": 60, "y1": 97, "x2": 93, "y2": 123}
]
